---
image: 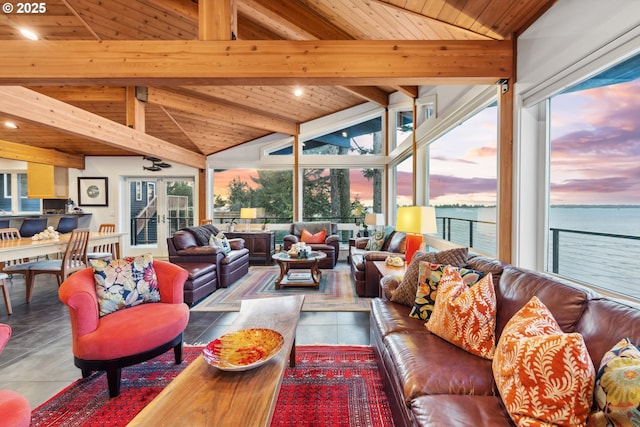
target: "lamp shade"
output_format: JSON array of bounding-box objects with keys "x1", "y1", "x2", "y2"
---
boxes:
[
  {"x1": 240, "y1": 208, "x2": 257, "y2": 219},
  {"x1": 395, "y1": 206, "x2": 437, "y2": 235},
  {"x1": 395, "y1": 206, "x2": 437, "y2": 264},
  {"x1": 364, "y1": 213, "x2": 385, "y2": 226}
]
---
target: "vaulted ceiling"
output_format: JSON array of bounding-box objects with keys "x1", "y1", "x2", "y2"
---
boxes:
[{"x1": 0, "y1": 0, "x2": 556, "y2": 168}]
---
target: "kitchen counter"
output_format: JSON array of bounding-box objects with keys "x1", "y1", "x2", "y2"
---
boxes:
[{"x1": 0, "y1": 213, "x2": 93, "y2": 230}]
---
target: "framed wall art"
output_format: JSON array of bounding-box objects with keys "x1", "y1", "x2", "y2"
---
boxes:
[{"x1": 78, "y1": 177, "x2": 109, "y2": 207}]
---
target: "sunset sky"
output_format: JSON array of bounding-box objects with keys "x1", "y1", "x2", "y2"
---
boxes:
[{"x1": 214, "y1": 77, "x2": 640, "y2": 210}]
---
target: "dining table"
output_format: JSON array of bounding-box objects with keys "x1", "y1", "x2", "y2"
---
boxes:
[{"x1": 0, "y1": 231, "x2": 125, "y2": 263}]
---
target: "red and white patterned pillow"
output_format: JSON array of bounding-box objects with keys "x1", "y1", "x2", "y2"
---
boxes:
[
  {"x1": 425, "y1": 265, "x2": 497, "y2": 359},
  {"x1": 493, "y1": 296, "x2": 595, "y2": 426}
]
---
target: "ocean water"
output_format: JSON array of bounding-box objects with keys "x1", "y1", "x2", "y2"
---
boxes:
[{"x1": 435, "y1": 206, "x2": 640, "y2": 298}]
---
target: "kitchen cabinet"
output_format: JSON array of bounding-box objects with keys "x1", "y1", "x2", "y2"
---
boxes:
[{"x1": 27, "y1": 163, "x2": 69, "y2": 199}]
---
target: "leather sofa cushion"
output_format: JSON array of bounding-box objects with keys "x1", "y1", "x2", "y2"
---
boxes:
[
  {"x1": 220, "y1": 248, "x2": 250, "y2": 265},
  {"x1": 384, "y1": 332, "x2": 496, "y2": 401},
  {"x1": 411, "y1": 395, "x2": 514, "y2": 427},
  {"x1": 495, "y1": 266, "x2": 592, "y2": 337},
  {"x1": 172, "y1": 230, "x2": 198, "y2": 250},
  {"x1": 173, "y1": 262, "x2": 216, "y2": 279},
  {"x1": 371, "y1": 298, "x2": 424, "y2": 336}
]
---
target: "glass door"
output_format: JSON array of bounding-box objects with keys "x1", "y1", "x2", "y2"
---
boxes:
[{"x1": 125, "y1": 177, "x2": 194, "y2": 257}]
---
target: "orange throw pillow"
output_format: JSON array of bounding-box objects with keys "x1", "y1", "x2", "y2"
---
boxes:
[
  {"x1": 492, "y1": 296, "x2": 595, "y2": 427},
  {"x1": 300, "y1": 228, "x2": 326, "y2": 244},
  {"x1": 425, "y1": 265, "x2": 497, "y2": 359}
]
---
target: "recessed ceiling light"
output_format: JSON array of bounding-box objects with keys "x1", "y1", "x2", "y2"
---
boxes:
[
  {"x1": 341, "y1": 131, "x2": 348, "y2": 138},
  {"x1": 4, "y1": 121, "x2": 18, "y2": 129},
  {"x1": 294, "y1": 88, "x2": 303, "y2": 97},
  {"x1": 19, "y1": 28, "x2": 39, "y2": 41}
]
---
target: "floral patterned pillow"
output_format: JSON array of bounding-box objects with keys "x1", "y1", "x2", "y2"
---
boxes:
[
  {"x1": 365, "y1": 229, "x2": 386, "y2": 251},
  {"x1": 493, "y1": 296, "x2": 595, "y2": 426},
  {"x1": 425, "y1": 265, "x2": 497, "y2": 359},
  {"x1": 92, "y1": 254, "x2": 160, "y2": 317},
  {"x1": 589, "y1": 338, "x2": 640, "y2": 427},
  {"x1": 410, "y1": 262, "x2": 485, "y2": 320}
]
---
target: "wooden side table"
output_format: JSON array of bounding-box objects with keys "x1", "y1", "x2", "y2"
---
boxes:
[
  {"x1": 225, "y1": 231, "x2": 275, "y2": 265},
  {"x1": 372, "y1": 260, "x2": 406, "y2": 298}
]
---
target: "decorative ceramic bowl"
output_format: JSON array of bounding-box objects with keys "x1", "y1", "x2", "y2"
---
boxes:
[{"x1": 203, "y1": 328, "x2": 284, "y2": 371}]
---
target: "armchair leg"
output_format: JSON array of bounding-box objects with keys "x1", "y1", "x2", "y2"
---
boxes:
[
  {"x1": 173, "y1": 339, "x2": 183, "y2": 364},
  {"x1": 106, "y1": 367, "x2": 122, "y2": 398},
  {"x1": 81, "y1": 369, "x2": 92, "y2": 378}
]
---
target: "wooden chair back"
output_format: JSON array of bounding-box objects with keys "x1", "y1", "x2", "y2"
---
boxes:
[
  {"x1": 0, "y1": 228, "x2": 21, "y2": 241},
  {"x1": 88, "y1": 224, "x2": 116, "y2": 261},
  {"x1": 61, "y1": 228, "x2": 90, "y2": 276}
]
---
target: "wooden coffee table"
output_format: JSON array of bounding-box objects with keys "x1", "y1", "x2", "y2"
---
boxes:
[
  {"x1": 127, "y1": 294, "x2": 304, "y2": 427},
  {"x1": 272, "y1": 251, "x2": 327, "y2": 289}
]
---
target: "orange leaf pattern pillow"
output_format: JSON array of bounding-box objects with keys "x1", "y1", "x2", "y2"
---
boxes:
[
  {"x1": 300, "y1": 228, "x2": 326, "y2": 244},
  {"x1": 425, "y1": 265, "x2": 497, "y2": 359},
  {"x1": 493, "y1": 296, "x2": 595, "y2": 427}
]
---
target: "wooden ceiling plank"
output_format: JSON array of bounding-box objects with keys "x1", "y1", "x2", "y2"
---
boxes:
[
  {"x1": 0, "y1": 139, "x2": 85, "y2": 169},
  {"x1": 0, "y1": 86, "x2": 205, "y2": 168},
  {"x1": 0, "y1": 39, "x2": 513, "y2": 85},
  {"x1": 146, "y1": 87, "x2": 297, "y2": 135},
  {"x1": 342, "y1": 86, "x2": 389, "y2": 106}
]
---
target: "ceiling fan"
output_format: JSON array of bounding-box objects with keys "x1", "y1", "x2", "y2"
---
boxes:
[{"x1": 143, "y1": 156, "x2": 172, "y2": 172}]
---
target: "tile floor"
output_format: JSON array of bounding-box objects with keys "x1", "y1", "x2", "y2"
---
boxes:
[{"x1": 0, "y1": 262, "x2": 371, "y2": 409}]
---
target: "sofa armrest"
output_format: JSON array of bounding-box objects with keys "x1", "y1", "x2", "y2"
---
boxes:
[
  {"x1": 354, "y1": 237, "x2": 369, "y2": 249},
  {"x1": 283, "y1": 234, "x2": 299, "y2": 250},
  {"x1": 325, "y1": 234, "x2": 341, "y2": 244},
  {"x1": 364, "y1": 251, "x2": 404, "y2": 261},
  {"x1": 59, "y1": 268, "x2": 100, "y2": 337},
  {"x1": 380, "y1": 275, "x2": 402, "y2": 301}
]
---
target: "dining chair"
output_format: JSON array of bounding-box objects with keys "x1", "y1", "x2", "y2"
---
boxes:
[
  {"x1": 200, "y1": 219, "x2": 213, "y2": 225},
  {"x1": 18, "y1": 217, "x2": 48, "y2": 238},
  {"x1": 11, "y1": 228, "x2": 90, "y2": 303},
  {"x1": 0, "y1": 228, "x2": 27, "y2": 314},
  {"x1": 87, "y1": 223, "x2": 116, "y2": 261}
]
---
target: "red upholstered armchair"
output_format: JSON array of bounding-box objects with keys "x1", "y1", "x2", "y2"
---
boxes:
[
  {"x1": 0, "y1": 324, "x2": 31, "y2": 427},
  {"x1": 58, "y1": 260, "x2": 190, "y2": 398}
]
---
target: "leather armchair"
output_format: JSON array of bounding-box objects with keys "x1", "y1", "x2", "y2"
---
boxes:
[
  {"x1": 167, "y1": 225, "x2": 249, "y2": 288},
  {"x1": 0, "y1": 324, "x2": 31, "y2": 427},
  {"x1": 283, "y1": 222, "x2": 340, "y2": 269},
  {"x1": 58, "y1": 260, "x2": 190, "y2": 398}
]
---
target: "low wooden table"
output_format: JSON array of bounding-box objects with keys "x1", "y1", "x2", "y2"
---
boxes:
[
  {"x1": 127, "y1": 295, "x2": 305, "y2": 427},
  {"x1": 272, "y1": 251, "x2": 327, "y2": 289}
]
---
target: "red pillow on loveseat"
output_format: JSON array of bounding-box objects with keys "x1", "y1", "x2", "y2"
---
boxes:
[{"x1": 301, "y1": 228, "x2": 326, "y2": 243}]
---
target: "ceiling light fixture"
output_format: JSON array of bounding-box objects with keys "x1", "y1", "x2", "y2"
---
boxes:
[
  {"x1": 143, "y1": 156, "x2": 172, "y2": 172},
  {"x1": 293, "y1": 88, "x2": 303, "y2": 97},
  {"x1": 19, "y1": 28, "x2": 39, "y2": 41},
  {"x1": 4, "y1": 121, "x2": 18, "y2": 129}
]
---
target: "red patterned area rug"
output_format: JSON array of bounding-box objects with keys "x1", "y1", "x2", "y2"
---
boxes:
[{"x1": 30, "y1": 345, "x2": 394, "y2": 427}]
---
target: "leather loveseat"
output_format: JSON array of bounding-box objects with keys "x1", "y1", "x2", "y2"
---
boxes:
[
  {"x1": 372, "y1": 251, "x2": 640, "y2": 427},
  {"x1": 349, "y1": 227, "x2": 406, "y2": 297},
  {"x1": 283, "y1": 222, "x2": 340, "y2": 269},
  {"x1": 167, "y1": 224, "x2": 249, "y2": 292}
]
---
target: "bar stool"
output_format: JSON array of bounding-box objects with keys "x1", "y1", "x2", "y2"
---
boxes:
[
  {"x1": 56, "y1": 216, "x2": 78, "y2": 234},
  {"x1": 18, "y1": 217, "x2": 48, "y2": 238}
]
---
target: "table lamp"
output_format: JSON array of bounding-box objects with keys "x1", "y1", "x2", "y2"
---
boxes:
[
  {"x1": 240, "y1": 208, "x2": 257, "y2": 231},
  {"x1": 364, "y1": 213, "x2": 385, "y2": 233},
  {"x1": 395, "y1": 206, "x2": 437, "y2": 265}
]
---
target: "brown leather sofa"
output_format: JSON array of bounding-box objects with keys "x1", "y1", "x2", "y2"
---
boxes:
[
  {"x1": 167, "y1": 224, "x2": 249, "y2": 290},
  {"x1": 283, "y1": 222, "x2": 340, "y2": 269},
  {"x1": 349, "y1": 228, "x2": 406, "y2": 297},
  {"x1": 372, "y1": 253, "x2": 640, "y2": 427}
]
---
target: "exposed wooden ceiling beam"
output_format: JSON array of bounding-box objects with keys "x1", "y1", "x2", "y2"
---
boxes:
[
  {"x1": 393, "y1": 86, "x2": 419, "y2": 98},
  {"x1": 0, "y1": 86, "x2": 206, "y2": 168},
  {"x1": 146, "y1": 87, "x2": 297, "y2": 135},
  {"x1": 28, "y1": 86, "x2": 126, "y2": 102},
  {"x1": 199, "y1": 0, "x2": 236, "y2": 41},
  {"x1": 0, "y1": 139, "x2": 85, "y2": 169},
  {"x1": 0, "y1": 40, "x2": 513, "y2": 86},
  {"x1": 342, "y1": 86, "x2": 389, "y2": 107}
]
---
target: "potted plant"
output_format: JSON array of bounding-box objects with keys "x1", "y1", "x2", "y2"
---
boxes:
[
  {"x1": 227, "y1": 218, "x2": 237, "y2": 232},
  {"x1": 262, "y1": 218, "x2": 271, "y2": 231}
]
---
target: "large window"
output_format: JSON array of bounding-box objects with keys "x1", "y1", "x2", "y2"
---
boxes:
[
  {"x1": 428, "y1": 105, "x2": 498, "y2": 255},
  {"x1": 213, "y1": 168, "x2": 294, "y2": 225},
  {"x1": 393, "y1": 156, "x2": 413, "y2": 213},
  {"x1": 302, "y1": 117, "x2": 383, "y2": 156},
  {"x1": 0, "y1": 173, "x2": 39, "y2": 214},
  {"x1": 547, "y1": 54, "x2": 640, "y2": 297}
]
